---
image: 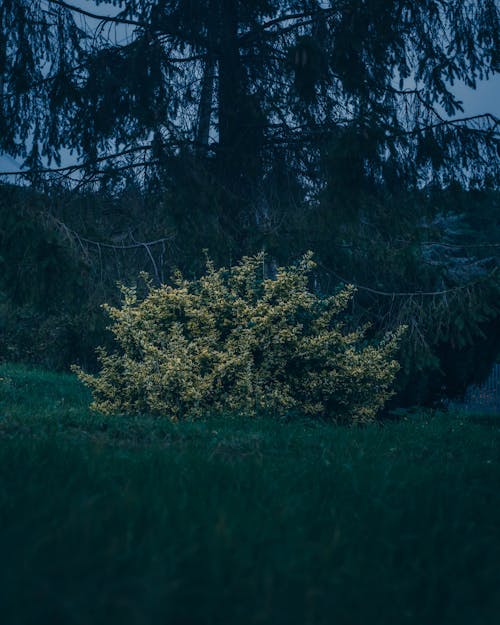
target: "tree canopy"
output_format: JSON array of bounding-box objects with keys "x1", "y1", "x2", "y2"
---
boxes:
[{"x1": 1, "y1": 0, "x2": 498, "y2": 204}]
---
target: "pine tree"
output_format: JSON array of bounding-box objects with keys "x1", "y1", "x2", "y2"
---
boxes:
[
  {"x1": 1, "y1": 1, "x2": 499, "y2": 404},
  {"x1": 1, "y1": 1, "x2": 498, "y2": 208}
]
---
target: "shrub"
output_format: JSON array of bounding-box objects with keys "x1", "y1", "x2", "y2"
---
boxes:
[{"x1": 75, "y1": 253, "x2": 404, "y2": 423}]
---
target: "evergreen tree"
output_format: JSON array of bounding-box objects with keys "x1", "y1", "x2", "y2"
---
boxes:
[
  {"x1": 1, "y1": 1, "x2": 498, "y2": 208},
  {"x1": 1, "y1": 1, "x2": 499, "y2": 404}
]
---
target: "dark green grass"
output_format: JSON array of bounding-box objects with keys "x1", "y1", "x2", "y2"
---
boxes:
[{"x1": 1, "y1": 364, "x2": 499, "y2": 625}]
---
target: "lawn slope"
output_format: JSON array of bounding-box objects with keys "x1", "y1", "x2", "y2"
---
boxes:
[{"x1": 0, "y1": 364, "x2": 499, "y2": 625}]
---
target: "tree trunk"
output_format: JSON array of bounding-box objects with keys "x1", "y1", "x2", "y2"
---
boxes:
[
  {"x1": 216, "y1": 0, "x2": 263, "y2": 233},
  {"x1": 196, "y1": 1, "x2": 217, "y2": 154},
  {"x1": 196, "y1": 54, "x2": 216, "y2": 153},
  {"x1": 217, "y1": 0, "x2": 244, "y2": 164}
]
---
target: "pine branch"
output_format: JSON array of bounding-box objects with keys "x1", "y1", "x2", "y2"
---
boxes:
[
  {"x1": 47, "y1": 0, "x2": 146, "y2": 28},
  {"x1": 317, "y1": 262, "x2": 499, "y2": 298}
]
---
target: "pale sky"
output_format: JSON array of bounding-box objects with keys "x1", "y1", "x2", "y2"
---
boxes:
[{"x1": 452, "y1": 75, "x2": 500, "y2": 118}]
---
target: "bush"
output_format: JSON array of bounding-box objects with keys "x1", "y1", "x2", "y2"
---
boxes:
[{"x1": 75, "y1": 253, "x2": 403, "y2": 423}]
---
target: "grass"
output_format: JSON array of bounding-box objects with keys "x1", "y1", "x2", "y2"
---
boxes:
[{"x1": 0, "y1": 363, "x2": 499, "y2": 625}]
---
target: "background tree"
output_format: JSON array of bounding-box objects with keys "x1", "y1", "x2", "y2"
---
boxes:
[
  {"x1": 1, "y1": 1, "x2": 498, "y2": 199},
  {"x1": 1, "y1": 0, "x2": 499, "y2": 405}
]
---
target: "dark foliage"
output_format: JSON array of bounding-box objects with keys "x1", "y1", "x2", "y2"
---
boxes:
[
  {"x1": 1, "y1": 1, "x2": 498, "y2": 198},
  {"x1": 0, "y1": 1, "x2": 499, "y2": 406}
]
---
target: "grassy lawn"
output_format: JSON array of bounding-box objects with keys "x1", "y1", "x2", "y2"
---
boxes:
[{"x1": 0, "y1": 363, "x2": 499, "y2": 625}]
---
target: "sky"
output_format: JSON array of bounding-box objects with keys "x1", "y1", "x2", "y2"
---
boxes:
[{"x1": 452, "y1": 75, "x2": 500, "y2": 118}]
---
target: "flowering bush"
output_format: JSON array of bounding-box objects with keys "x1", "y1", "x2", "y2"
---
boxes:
[{"x1": 75, "y1": 253, "x2": 403, "y2": 423}]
